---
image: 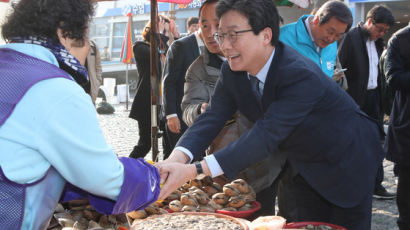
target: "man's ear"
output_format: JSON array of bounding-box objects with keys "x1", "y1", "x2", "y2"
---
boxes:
[
  {"x1": 57, "y1": 28, "x2": 70, "y2": 51},
  {"x1": 313, "y1": 15, "x2": 320, "y2": 25},
  {"x1": 367, "y1": 19, "x2": 372, "y2": 26},
  {"x1": 262, "y1": 27, "x2": 273, "y2": 46}
]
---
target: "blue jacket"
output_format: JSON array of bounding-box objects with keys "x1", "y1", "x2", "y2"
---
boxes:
[{"x1": 280, "y1": 15, "x2": 337, "y2": 77}]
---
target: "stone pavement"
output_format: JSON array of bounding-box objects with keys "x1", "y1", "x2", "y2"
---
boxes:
[{"x1": 98, "y1": 103, "x2": 399, "y2": 229}]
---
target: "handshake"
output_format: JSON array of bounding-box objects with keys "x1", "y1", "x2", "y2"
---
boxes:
[{"x1": 150, "y1": 149, "x2": 208, "y2": 201}]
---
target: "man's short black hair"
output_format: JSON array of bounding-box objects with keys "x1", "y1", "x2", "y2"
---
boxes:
[
  {"x1": 198, "y1": 0, "x2": 219, "y2": 18},
  {"x1": 279, "y1": 16, "x2": 284, "y2": 26},
  {"x1": 216, "y1": 0, "x2": 280, "y2": 46},
  {"x1": 366, "y1": 5, "x2": 395, "y2": 26},
  {"x1": 187, "y1": 17, "x2": 199, "y2": 27},
  {"x1": 2, "y1": 0, "x2": 94, "y2": 45},
  {"x1": 316, "y1": 0, "x2": 353, "y2": 32}
]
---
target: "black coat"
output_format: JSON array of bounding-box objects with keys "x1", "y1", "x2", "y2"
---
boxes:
[
  {"x1": 129, "y1": 35, "x2": 166, "y2": 121},
  {"x1": 162, "y1": 34, "x2": 200, "y2": 124},
  {"x1": 338, "y1": 23, "x2": 385, "y2": 109},
  {"x1": 384, "y1": 24, "x2": 410, "y2": 165}
]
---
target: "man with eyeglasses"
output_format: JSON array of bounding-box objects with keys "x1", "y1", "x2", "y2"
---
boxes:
[
  {"x1": 279, "y1": 1, "x2": 351, "y2": 80},
  {"x1": 338, "y1": 4, "x2": 395, "y2": 200},
  {"x1": 157, "y1": 0, "x2": 385, "y2": 229}
]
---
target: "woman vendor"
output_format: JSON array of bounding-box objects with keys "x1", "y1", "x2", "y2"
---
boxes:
[{"x1": 0, "y1": 0, "x2": 160, "y2": 229}]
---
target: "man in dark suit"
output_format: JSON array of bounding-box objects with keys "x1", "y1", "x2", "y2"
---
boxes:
[
  {"x1": 338, "y1": 5, "x2": 395, "y2": 199},
  {"x1": 162, "y1": 0, "x2": 219, "y2": 151},
  {"x1": 158, "y1": 0, "x2": 384, "y2": 229},
  {"x1": 384, "y1": 23, "x2": 410, "y2": 230}
]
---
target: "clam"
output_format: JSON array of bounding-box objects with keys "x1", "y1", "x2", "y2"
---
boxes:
[
  {"x1": 239, "y1": 193, "x2": 256, "y2": 203},
  {"x1": 144, "y1": 204, "x2": 161, "y2": 215},
  {"x1": 211, "y1": 193, "x2": 229, "y2": 205},
  {"x1": 231, "y1": 179, "x2": 250, "y2": 194},
  {"x1": 165, "y1": 190, "x2": 181, "y2": 203},
  {"x1": 73, "y1": 220, "x2": 88, "y2": 230},
  {"x1": 192, "y1": 189, "x2": 210, "y2": 205},
  {"x1": 189, "y1": 179, "x2": 202, "y2": 188},
  {"x1": 169, "y1": 200, "x2": 182, "y2": 212},
  {"x1": 58, "y1": 218, "x2": 75, "y2": 228},
  {"x1": 212, "y1": 182, "x2": 223, "y2": 191},
  {"x1": 97, "y1": 215, "x2": 111, "y2": 229},
  {"x1": 83, "y1": 210, "x2": 101, "y2": 221},
  {"x1": 228, "y1": 196, "x2": 246, "y2": 208},
  {"x1": 127, "y1": 210, "x2": 147, "y2": 219},
  {"x1": 202, "y1": 185, "x2": 219, "y2": 197},
  {"x1": 201, "y1": 176, "x2": 214, "y2": 186},
  {"x1": 54, "y1": 212, "x2": 73, "y2": 220},
  {"x1": 223, "y1": 184, "x2": 240, "y2": 197},
  {"x1": 180, "y1": 193, "x2": 198, "y2": 206},
  {"x1": 207, "y1": 200, "x2": 223, "y2": 210},
  {"x1": 238, "y1": 203, "x2": 253, "y2": 211},
  {"x1": 181, "y1": 205, "x2": 197, "y2": 212},
  {"x1": 182, "y1": 182, "x2": 191, "y2": 190},
  {"x1": 87, "y1": 220, "x2": 101, "y2": 229},
  {"x1": 198, "y1": 205, "x2": 215, "y2": 213}
]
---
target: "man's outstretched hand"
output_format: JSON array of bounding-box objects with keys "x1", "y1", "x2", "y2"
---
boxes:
[{"x1": 157, "y1": 162, "x2": 196, "y2": 200}]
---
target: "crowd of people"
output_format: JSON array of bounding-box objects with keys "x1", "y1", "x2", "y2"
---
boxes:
[{"x1": 1, "y1": 0, "x2": 409, "y2": 229}]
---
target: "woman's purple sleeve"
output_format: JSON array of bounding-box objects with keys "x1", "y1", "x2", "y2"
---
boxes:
[{"x1": 60, "y1": 157, "x2": 160, "y2": 214}]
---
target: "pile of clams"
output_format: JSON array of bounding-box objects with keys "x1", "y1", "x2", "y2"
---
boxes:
[
  {"x1": 127, "y1": 177, "x2": 256, "y2": 224},
  {"x1": 48, "y1": 199, "x2": 129, "y2": 230}
]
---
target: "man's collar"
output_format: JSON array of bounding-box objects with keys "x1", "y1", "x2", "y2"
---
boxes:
[
  {"x1": 248, "y1": 49, "x2": 275, "y2": 84},
  {"x1": 304, "y1": 15, "x2": 315, "y2": 43},
  {"x1": 304, "y1": 16, "x2": 321, "y2": 53},
  {"x1": 194, "y1": 31, "x2": 204, "y2": 48}
]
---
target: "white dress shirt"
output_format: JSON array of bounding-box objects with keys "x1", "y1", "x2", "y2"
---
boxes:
[{"x1": 366, "y1": 39, "x2": 379, "y2": 90}]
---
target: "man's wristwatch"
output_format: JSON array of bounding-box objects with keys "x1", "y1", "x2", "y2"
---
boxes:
[{"x1": 194, "y1": 161, "x2": 206, "y2": 179}]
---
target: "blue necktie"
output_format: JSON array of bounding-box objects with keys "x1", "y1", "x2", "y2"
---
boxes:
[{"x1": 249, "y1": 76, "x2": 262, "y2": 101}]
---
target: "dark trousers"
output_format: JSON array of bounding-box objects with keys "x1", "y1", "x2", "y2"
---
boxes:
[
  {"x1": 277, "y1": 166, "x2": 372, "y2": 230},
  {"x1": 397, "y1": 164, "x2": 410, "y2": 230},
  {"x1": 129, "y1": 119, "x2": 173, "y2": 160},
  {"x1": 129, "y1": 119, "x2": 151, "y2": 159},
  {"x1": 254, "y1": 180, "x2": 279, "y2": 216},
  {"x1": 362, "y1": 88, "x2": 385, "y2": 191}
]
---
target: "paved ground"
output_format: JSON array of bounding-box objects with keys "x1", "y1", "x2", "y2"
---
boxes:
[{"x1": 98, "y1": 103, "x2": 399, "y2": 229}]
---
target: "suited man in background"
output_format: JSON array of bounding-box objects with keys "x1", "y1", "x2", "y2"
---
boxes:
[
  {"x1": 157, "y1": 0, "x2": 384, "y2": 229},
  {"x1": 162, "y1": 0, "x2": 217, "y2": 151},
  {"x1": 338, "y1": 5, "x2": 395, "y2": 199},
  {"x1": 384, "y1": 23, "x2": 410, "y2": 230}
]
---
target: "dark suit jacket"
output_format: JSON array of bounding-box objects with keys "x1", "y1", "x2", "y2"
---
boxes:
[
  {"x1": 162, "y1": 34, "x2": 200, "y2": 125},
  {"x1": 384, "y1": 25, "x2": 410, "y2": 165},
  {"x1": 178, "y1": 42, "x2": 384, "y2": 208},
  {"x1": 338, "y1": 24, "x2": 385, "y2": 108}
]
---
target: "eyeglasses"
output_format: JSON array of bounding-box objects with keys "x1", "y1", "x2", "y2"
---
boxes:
[
  {"x1": 213, "y1": 29, "x2": 253, "y2": 45},
  {"x1": 373, "y1": 23, "x2": 389, "y2": 34}
]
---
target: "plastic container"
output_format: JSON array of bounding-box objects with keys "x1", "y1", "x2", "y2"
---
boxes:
[
  {"x1": 117, "y1": 84, "x2": 129, "y2": 103},
  {"x1": 284, "y1": 221, "x2": 347, "y2": 229},
  {"x1": 215, "y1": 201, "x2": 261, "y2": 218}
]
